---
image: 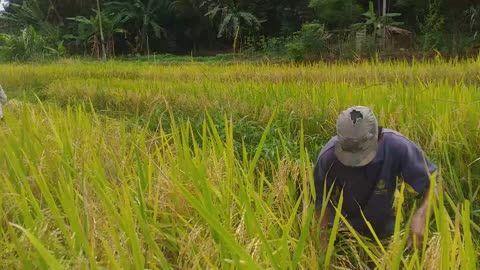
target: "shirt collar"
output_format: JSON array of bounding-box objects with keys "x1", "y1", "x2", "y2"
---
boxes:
[{"x1": 369, "y1": 138, "x2": 386, "y2": 164}]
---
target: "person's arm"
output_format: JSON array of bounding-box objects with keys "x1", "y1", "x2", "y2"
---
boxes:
[
  {"x1": 0, "y1": 85, "x2": 7, "y2": 104},
  {"x1": 313, "y1": 150, "x2": 335, "y2": 250},
  {"x1": 316, "y1": 206, "x2": 333, "y2": 251},
  {"x1": 398, "y1": 137, "x2": 440, "y2": 249},
  {"x1": 411, "y1": 172, "x2": 441, "y2": 248},
  {"x1": 411, "y1": 189, "x2": 431, "y2": 248}
]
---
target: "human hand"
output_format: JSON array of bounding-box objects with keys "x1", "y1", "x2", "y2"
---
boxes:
[
  {"x1": 408, "y1": 211, "x2": 426, "y2": 250},
  {"x1": 319, "y1": 230, "x2": 329, "y2": 252}
]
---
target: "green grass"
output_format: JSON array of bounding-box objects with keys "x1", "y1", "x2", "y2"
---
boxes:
[
  {"x1": 0, "y1": 58, "x2": 479, "y2": 269},
  {"x1": 118, "y1": 53, "x2": 253, "y2": 64}
]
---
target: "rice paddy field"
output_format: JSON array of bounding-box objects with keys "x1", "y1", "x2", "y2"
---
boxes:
[{"x1": 0, "y1": 59, "x2": 479, "y2": 269}]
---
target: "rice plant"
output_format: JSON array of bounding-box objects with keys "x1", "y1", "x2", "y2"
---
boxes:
[{"x1": 0, "y1": 59, "x2": 478, "y2": 269}]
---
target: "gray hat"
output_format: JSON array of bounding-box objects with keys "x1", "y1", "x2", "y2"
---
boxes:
[{"x1": 334, "y1": 106, "x2": 379, "y2": 167}]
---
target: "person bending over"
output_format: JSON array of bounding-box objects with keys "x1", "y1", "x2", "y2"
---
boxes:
[{"x1": 314, "y1": 106, "x2": 439, "y2": 249}]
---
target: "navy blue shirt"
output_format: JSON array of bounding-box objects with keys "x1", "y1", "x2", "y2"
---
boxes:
[{"x1": 314, "y1": 129, "x2": 438, "y2": 238}]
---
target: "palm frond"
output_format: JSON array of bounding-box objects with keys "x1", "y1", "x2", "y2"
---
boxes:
[
  {"x1": 217, "y1": 13, "x2": 232, "y2": 37},
  {"x1": 151, "y1": 21, "x2": 167, "y2": 39}
]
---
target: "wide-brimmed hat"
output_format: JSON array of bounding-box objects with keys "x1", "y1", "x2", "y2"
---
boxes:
[{"x1": 334, "y1": 106, "x2": 379, "y2": 167}]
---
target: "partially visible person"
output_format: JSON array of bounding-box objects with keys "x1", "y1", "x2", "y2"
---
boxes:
[
  {"x1": 0, "y1": 84, "x2": 7, "y2": 120},
  {"x1": 314, "y1": 106, "x2": 440, "y2": 250}
]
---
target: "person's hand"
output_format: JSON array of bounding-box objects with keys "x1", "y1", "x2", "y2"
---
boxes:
[
  {"x1": 316, "y1": 208, "x2": 333, "y2": 252},
  {"x1": 409, "y1": 211, "x2": 426, "y2": 250},
  {"x1": 319, "y1": 232, "x2": 329, "y2": 252}
]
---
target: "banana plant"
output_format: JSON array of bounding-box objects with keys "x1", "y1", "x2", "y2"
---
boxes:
[
  {"x1": 66, "y1": 8, "x2": 124, "y2": 58},
  {"x1": 352, "y1": 1, "x2": 403, "y2": 39},
  {"x1": 104, "y1": 0, "x2": 175, "y2": 55},
  {"x1": 202, "y1": 0, "x2": 261, "y2": 53}
]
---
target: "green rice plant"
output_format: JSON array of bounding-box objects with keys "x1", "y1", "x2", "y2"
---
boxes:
[{"x1": 0, "y1": 59, "x2": 478, "y2": 269}]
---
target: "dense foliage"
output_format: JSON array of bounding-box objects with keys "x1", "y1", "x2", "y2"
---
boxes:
[{"x1": 0, "y1": 0, "x2": 479, "y2": 61}]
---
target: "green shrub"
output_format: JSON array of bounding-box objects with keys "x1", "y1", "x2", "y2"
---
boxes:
[
  {"x1": 242, "y1": 36, "x2": 290, "y2": 58},
  {"x1": 286, "y1": 40, "x2": 305, "y2": 61},
  {"x1": 0, "y1": 26, "x2": 65, "y2": 62},
  {"x1": 421, "y1": 0, "x2": 445, "y2": 51},
  {"x1": 286, "y1": 22, "x2": 331, "y2": 61},
  {"x1": 309, "y1": 0, "x2": 363, "y2": 29}
]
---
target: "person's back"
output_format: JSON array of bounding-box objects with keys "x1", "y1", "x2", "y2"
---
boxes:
[{"x1": 0, "y1": 85, "x2": 7, "y2": 120}]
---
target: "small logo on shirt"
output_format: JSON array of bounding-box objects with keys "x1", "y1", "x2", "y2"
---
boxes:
[{"x1": 375, "y1": 179, "x2": 387, "y2": 194}]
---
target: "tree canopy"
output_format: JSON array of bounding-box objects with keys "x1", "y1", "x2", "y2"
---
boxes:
[{"x1": 0, "y1": 0, "x2": 479, "y2": 60}]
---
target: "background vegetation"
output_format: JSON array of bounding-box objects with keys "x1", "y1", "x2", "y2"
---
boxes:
[{"x1": 0, "y1": 0, "x2": 479, "y2": 62}]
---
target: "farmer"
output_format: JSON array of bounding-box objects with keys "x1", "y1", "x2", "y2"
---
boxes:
[
  {"x1": 314, "y1": 106, "x2": 438, "y2": 249},
  {"x1": 0, "y1": 84, "x2": 7, "y2": 120}
]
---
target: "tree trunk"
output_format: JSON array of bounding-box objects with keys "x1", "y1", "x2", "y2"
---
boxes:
[
  {"x1": 96, "y1": 0, "x2": 107, "y2": 61},
  {"x1": 233, "y1": 26, "x2": 240, "y2": 54},
  {"x1": 147, "y1": 34, "x2": 150, "y2": 57},
  {"x1": 47, "y1": 0, "x2": 63, "y2": 25},
  {"x1": 383, "y1": 0, "x2": 387, "y2": 49}
]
